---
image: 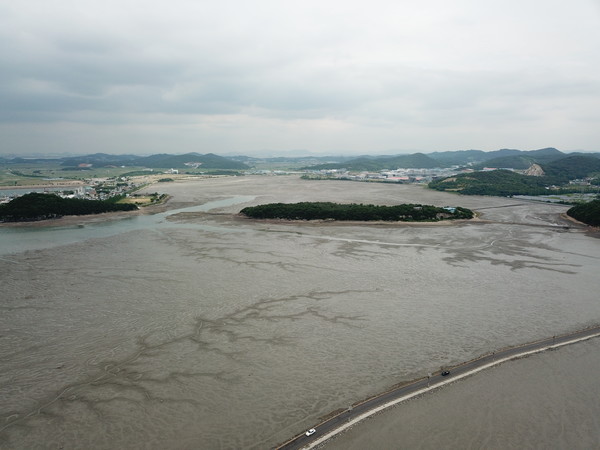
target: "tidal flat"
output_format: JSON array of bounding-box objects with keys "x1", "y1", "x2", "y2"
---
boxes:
[
  {"x1": 325, "y1": 338, "x2": 600, "y2": 450},
  {"x1": 1, "y1": 176, "x2": 599, "y2": 449}
]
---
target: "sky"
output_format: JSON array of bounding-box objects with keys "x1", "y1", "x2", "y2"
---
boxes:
[{"x1": 1, "y1": 0, "x2": 600, "y2": 157}]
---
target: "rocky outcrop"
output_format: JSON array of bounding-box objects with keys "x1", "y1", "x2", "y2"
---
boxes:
[{"x1": 525, "y1": 163, "x2": 545, "y2": 176}]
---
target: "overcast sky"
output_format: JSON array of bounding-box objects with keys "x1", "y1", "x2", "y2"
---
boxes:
[{"x1": 2, "y1": 0, "x2": 600, "y2": 156}]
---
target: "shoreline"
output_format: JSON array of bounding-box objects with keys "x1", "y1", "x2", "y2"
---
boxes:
[
  {"x1": 0, "y1": 195, "x2": 175, "y2": 228},
  {"x1": 277, "y1": 325, "x2": 600, "y2": 450}
]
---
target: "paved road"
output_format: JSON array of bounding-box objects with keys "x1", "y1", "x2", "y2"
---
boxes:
[{"x1": 275, "y1": 325, "x2": 600, "y2": 450}]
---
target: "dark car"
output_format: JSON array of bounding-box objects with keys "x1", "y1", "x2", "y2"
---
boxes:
[{"x1": 441, "y1": 370, "x2": 450, "y2": 376}]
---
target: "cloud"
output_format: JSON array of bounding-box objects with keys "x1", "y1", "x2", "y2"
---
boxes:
[{"x1": 1, "y1": 0, "x2": 600, "y2": 154}]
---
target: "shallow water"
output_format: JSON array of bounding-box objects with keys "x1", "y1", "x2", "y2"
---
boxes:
[
  {"x1": 0, "y1": 195, "x2": 255, "y2": 256},
  {"x1": 0, "y1": 176, "x2": 598, "y2": 449}
]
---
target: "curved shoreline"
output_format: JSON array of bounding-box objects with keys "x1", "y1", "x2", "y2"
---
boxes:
[{"x1": 277, "y1": 325, "x2": 600, "y2": 450}]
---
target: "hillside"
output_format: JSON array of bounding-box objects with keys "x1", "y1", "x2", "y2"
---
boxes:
[
  {"x1": 299, "y1": 148, "x2": 587, "y2": 171},
  {"x1": 541, "y1": 155, "x2": 600, "y2": 182},
  {"x1": 567, "y1": 199, "x2": 600, "y2": 226},
  {"x1": 474, "y1": 148, "x2": 566, "y2": 170},
  {"x1": 60, "y1": 153, "x2": 139, "y2": 166},
  {"x1": 427, "y1": 148, "x2": 563, "y2": 167},
  {"x1": 302, "y1": 153, "x2": 439, "y2": 171},
  {"x1": 428, "y1": 170, "x2": 549, "y2": 196},
  {"x1": 58, "y1": 152, "x2": 249, "y2": 170},
  {"x1": 425, "y1": 150, "x2": 487, "y2": 166},
  {"x1": 135, "y1": 153, "x2": 248, "y2": 169},
  {"x1": 429, "y1": 153, "x2": 600, "y2": 197}
]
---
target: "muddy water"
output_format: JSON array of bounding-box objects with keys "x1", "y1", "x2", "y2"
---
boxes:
[{"x1": 1, "y1": 176, "x2": 599, "y2": 449}]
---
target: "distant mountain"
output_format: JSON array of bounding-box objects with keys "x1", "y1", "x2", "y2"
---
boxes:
[
  {"x1": 300, "y1": 148, "x2": 577, "y2": 171},
  {"x1": 526, "y1": 147, "x2": 566, "y2": 158},
  {"x1": 426, "y1": 150, "x2": 487, "y2": 166},
  {"x1": 230, "y1": 155, "x2": 357, "y2": 164},
  {"x1": 61, "y1": 153, "x2": 140, "y2": 167},
  {"x1": 302, "y1": 153, "x2": 439, "y2": 171},
  {"x1": 427, "y1": 148, "x2": 566, "y2": 168},
  {"x1": 477, "y1": 155, "x2": 539, "y2": 170},
  {"x1": 426, "y1": 149, "x2": 527, "y2": 166},
  {"x1": 58, "y1": 152, "x2": 249, "y2": 170},
  {"x1": 4, "y1": 148, "x2": 600, "y2": 172},
  {"x1": 134, "y1": 153, "x2": 248, "y2": 169},
  {"x1": 568, "y1": 152, "x2": 600, "y2": 158},
  {"x1": 473, "y1": 148, "x2": 566, "y2": 170},
  {"x1": 6, "y1": 157, "x2": 62, "y2": 164}
]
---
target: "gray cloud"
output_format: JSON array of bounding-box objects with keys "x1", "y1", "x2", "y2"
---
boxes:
[{"x1": 1, "y1": 0, "x2": 600, "y2": 155}]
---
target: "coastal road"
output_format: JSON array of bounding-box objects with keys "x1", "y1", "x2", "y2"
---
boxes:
[{"x1": 275, "y1": 325, "x2": 600, "y2": 450}]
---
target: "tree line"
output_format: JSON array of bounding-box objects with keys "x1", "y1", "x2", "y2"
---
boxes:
[
  {"x1": 0, "y1": 193, "x2": 138, "y2": 222},
  {"x1": 567, "y1": 199, "x2": 600, "y2": 226},
  {"x1": 428, "y1": 170, "x2": 600, "y2": 196},
  {"x1": 240, "y1": 202, "x2": 473, "y2": 222}
]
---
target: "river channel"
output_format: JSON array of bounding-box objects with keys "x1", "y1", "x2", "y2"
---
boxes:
[{"x1": 1, "y1": 176, "x2": 599, "y2": 449}]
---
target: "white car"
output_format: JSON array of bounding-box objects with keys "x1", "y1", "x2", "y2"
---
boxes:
[{"x1": 305, "y1": 428, "x2": 316, "y2": 436}]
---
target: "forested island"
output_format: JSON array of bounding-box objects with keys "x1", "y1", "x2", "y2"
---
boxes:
[
  {"x1": 240, "y1": 202, "x2": 474, "y2": 222},
  {"x1": 567, "y1": 199, "x2": 600, "y2": 226},
  {"x1": 0, "y1": 193, "x2": 138, "y2": 222}
]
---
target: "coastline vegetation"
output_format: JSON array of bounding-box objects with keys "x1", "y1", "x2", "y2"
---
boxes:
[
  {"x1": 566, "y1": 199, "x2": 600, "y2": 226},
  {"x1": 0, "y1": 192, "x2": 138, "y2": 222},
  {"x1": 428, "y1": 170, "x2": 600, "y2": 197},
  {"x1": 240, "y1": 202, "x2": 474, "y2": 221}
]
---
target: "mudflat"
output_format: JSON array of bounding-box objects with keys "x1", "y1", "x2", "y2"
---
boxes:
[
  {"x1": 1, "y1": 175, "x2": 598, "y2": 449},
  {"x1": 325, "y1": 338, "x2": 600, "y2": 450}
]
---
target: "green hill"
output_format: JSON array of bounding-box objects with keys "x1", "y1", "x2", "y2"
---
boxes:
[
  {"x1": 567, "y1": 199, "x2": 600, "y2": 226},
  {"x1": 476, "y1": 155, "x2": 538, "y2": 170},
  {"x1": 429, "y1": 154, "x2": 600, "y2": 197},
  {"x1": 428, "y1": 170, "x2": 549, "y2": 196},
  {"x1": 59, "y1": 152, "x2": 249, "y2": 170},
  {"x1": 474, "y1": 148, "x2": 566, "y2": 170},
  {"x1": 303, "y1": 153, "x2": 439, "y2": 171},
  {"x1": 301, "y1": 148, "x2": 573, "y2": 171},
  {"x1": 60, "y1": 153, "x2": 139, "y2": 166},
  {"x1": 428, "y1": 148, "x2": 565, "y2": 167},
  {"x1": 135, "y1": 153, "x2": 248, "y2": 169},
  {"x1": 426, "y1": 150, "x2": 487, "y2": 166},
  {"x1": 541, "y1": 155, "x2": 600, "y2": 182}
]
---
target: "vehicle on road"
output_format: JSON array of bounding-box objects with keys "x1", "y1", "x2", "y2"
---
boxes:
[
  {"x1": 305, "y1": 428, "x2": 316, "y2": 436},
  {"x1": 441, "y1": 370, "x2": 450, "y2": 376}
]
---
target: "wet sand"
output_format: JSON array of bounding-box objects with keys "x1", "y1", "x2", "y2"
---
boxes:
[{"x1": 1, "y1": 175, "x2": 598, "y2": 449}]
